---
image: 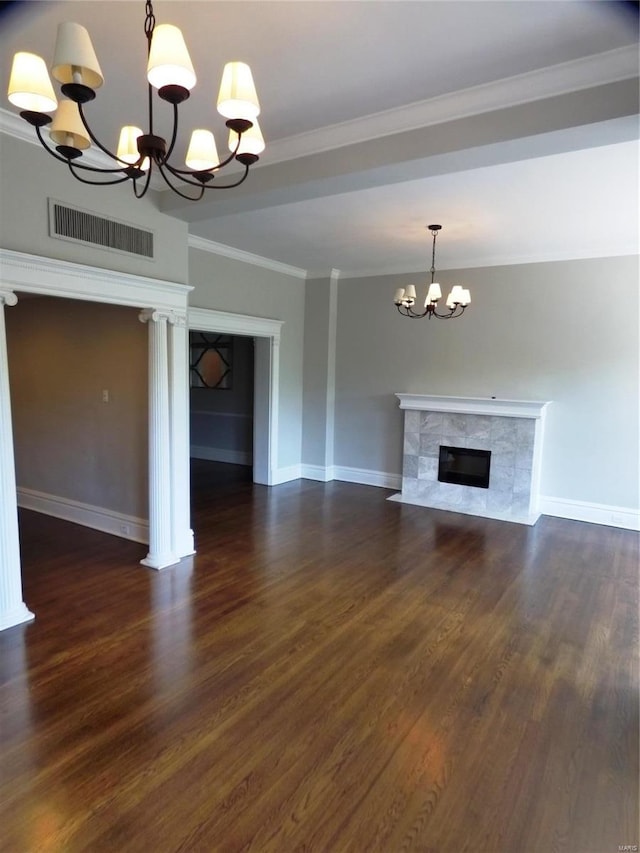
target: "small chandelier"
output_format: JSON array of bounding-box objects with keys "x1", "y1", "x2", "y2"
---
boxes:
[
  {"x1": 6, "y1": 0, "x2": 264, "y2": 201},
  {"x1": 393, "y1": 225, "x2": 470, "y2": 318}
]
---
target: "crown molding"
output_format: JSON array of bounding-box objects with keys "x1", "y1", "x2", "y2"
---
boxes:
[
  {"x1": 339, "y1": 247, "x2": 640, "y2": 279},
  {"x1": 188, "y1": 234, "x2": 307, "y2": 279},
  {"x1": 0, "y1": 108, "x2": 167, "y2": 192},
  {"x1": 0, "y1": 247, "x2": 192, "y2": 309},
  {"x1": 3, "y1": 46, "x2": 636, "y2": 181},
  {"x1": 260, "y1": 45, "x2": 639, "y2": 168}
]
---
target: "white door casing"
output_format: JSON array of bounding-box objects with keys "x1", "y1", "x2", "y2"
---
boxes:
[
  {"x1": 0, "y1": 248, "x2": 195, "y2": 629},
  {"x1": 187, "y1": 307, "x2": 283, "y2": 486}
]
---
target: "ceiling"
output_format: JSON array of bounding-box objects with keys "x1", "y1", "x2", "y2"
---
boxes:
[{"x1": 1, "y1": 1, "x2": 639, "y2": 275}]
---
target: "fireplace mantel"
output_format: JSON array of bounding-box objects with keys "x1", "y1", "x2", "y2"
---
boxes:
[
  {"x1": 396, "y1": 394, "x2": 550, "y2": 419},
  {"x1": 392, "y1": 394, "x2": 552, "y2": 524}
]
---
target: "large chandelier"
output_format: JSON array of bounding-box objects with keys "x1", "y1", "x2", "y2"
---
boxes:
[
  {"x1": 6, "y1": 1, "x2": 264, "y2": 200},
  {"x1": 394, "y1": 225, "x2": 471, "y2": 318}
]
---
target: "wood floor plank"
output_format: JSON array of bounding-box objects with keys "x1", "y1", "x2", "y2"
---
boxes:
[{"x1": 0, "y1": 462, "x2": 637, "y2": 852}]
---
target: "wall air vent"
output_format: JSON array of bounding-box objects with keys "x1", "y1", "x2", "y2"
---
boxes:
[{"x1": 48, "y1": 199, "x2": 154, "y2": 259}]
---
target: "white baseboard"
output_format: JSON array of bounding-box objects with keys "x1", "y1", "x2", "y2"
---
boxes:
[
  {"x1": 334, "y1": 465, "x2": 402, "y2": 491},
  {"x1": 190, "y1": 445, "x2": 252, "y2": 466},
  {"x1": 539, "y1": 496, "x2": 640, "y2": 530},
  {"x1": 270, "y1": 465, "x2": 302, "y2": 485},
  {"x1": 17, "y1": 487, "x2": 149, "y2": 543},
  {"x1": 300, "y1": 464, "x2": 335, "y2": 482},
  {"x1": 297, "y1": 466, "x2": 640, "y2": 531}
]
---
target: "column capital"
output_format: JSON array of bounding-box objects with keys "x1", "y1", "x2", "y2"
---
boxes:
[
  {"x1": 0, "y1": 291, "x2": 18, "y2": 308},
  {"x1": 139, "y1": 308, "x2": 187, "y2": 326}
]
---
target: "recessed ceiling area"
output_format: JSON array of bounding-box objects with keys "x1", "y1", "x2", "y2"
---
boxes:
[{"x1": 1, "y1": 1, "x2": 638, "y2": 274}]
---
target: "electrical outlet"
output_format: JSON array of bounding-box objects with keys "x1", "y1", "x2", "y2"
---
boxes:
[
  {"x1": 102, "y1": 389, "x2": 109, "y2": 403},
  {"x1": 119, "y1": 523, "x2": 130, "y2": 536}
]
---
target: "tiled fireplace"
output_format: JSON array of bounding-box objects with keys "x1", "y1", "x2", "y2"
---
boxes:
[{"x1": 389, "y1": 394, "x2": 551, "y2": 525}]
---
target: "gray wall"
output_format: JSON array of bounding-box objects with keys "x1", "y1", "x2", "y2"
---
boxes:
[
  {"x1": 334, "y1": 255, "x2": 639, "y2": 509},
  {"x1": 6, "y1": 296, "x2": 148, "y2": 517},
  {"x1": 302, "y1": 275, "x2": 337, "y2": 468},
  {"x1": 0, "y1": 134, "x2": 189, "y2": 283},
  {"x1": 188, "y1": 248, "x2": 305, "y2": 471}
]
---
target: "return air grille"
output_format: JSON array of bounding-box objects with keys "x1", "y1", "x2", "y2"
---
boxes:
[{"x1": 48, "y1": 200, "x2": 154, "y2": 258}]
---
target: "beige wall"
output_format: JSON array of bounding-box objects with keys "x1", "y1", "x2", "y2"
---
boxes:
[
  {"x1": 6, "y1": 296, "x2": 148, "y2": 518},
  {"x1": 334, "y1": 255, "x2": 639, "y2": 509}
]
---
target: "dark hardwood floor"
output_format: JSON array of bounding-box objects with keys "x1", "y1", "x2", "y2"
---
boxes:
[{"x1": 1, "y1": 461, "x2": 638, "y2": 852}]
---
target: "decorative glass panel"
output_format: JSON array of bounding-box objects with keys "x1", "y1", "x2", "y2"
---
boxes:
[{"x1": 190, "y1": 332, "x2": 233, "y2": 389}]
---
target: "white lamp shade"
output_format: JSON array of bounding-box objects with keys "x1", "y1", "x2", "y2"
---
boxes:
[
  {"x1": 228, "y1": 119, "x2": 265, "y2": 156},
  {"x1": 49, "y1": 100, "x2": 91, "y2": 149},
  {"x1": 147, "y1": 24, "x2": 196, "y2": 91},
  {"x1": 460, "y1": 289, "x2": 471, "y2": 306},
  {"x1": 117, "y1": 126, "x2": 143, "y2": 163},
  {"x1": 393, "y1": 288, "x2": 405, "y2": 304},
  {"x1": 449, "y1": 285, "x2": 464, "y2": 303},
  {"x1": 217, "y1": 62, "x2": 260, "y2": 121},
  {"x1": 186, "y1": 129, "x2": 219, "y2": 171},
  {"x1": 8, "y1": 52, "x2": 58, "y2": 113},
  {"x1": 404, "y1": 285, "x2": 417, "y2": 301},
  {"x1": 426, "y1": 282, "x2": 442, "y2": 304},
  {"x1": 52, "y1": 22, "x2": 103, "y2": 88}
]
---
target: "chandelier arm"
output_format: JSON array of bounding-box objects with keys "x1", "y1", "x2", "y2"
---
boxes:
[
  {"x1": 160, "y1": 101, "x2": 180, "y2": 165},
  {"x1": 201, "y1": 163, "x2": 251, "y2": 190},
  {"x1": 131, "y1": 167, "x2": 154, "y2": 199},
  {"x1": 156, "y1": 163, "x2": 206, "y2": 200},
  {"x1": 66, "y1": 161, "x2": 131, "y2": 186},
  {"x1": 34, "y1": 125, "x2": 126, "y2": 174},
  {"x1": 397, "y1": 306, "x2": 431, "y2": 319},
  {"x1": 77, "y1": 102, "x2": 133, "y2": 167},
  {"x1": 430, "y1": 305, "x2": 466, "y2": 319},
  {"x1": 165, "y1": 119, "x2": 244, "y2": 176},
  {"x1": 33, "y1": 124, "x2": 87, "y2": 165},
  {"x1": 162, "y1": 161, "x2": 251, "y2": 190}
]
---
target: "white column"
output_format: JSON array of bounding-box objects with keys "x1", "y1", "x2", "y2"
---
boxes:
[
  {"x1": 0, "y1": 291, "x2": 34, "y2": 631},
  {"x1": 167, "y1": 311, "x2": 194, "y2": 558},
  {"x1": 139, "y1": 309, "x2": 178, "y2": 570}
]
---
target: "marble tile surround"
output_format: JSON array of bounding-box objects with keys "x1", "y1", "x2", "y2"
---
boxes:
[{"x1": 392, "y1": 396, "x2": 550, "y2": 525}]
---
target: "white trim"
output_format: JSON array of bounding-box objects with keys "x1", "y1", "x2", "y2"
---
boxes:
[
  {"x1": 188, "y1": 234, "x2": 307, "y2": 280},
  {"x1": 187, "y1": 307, "x2": 281, "y2": 486},
  {"x1": 243, "y1": 46, "x2": 639, "y2": 168},
  {"x1": 271, "y1": 465, "x2": 302, "y2": 485},
  {"x1": 189, "y1": 306, "x2": 283, "y2": 340},
  {"x1": 0, "y1": 248, "x2": 192, "y2": 309},
  {"x1": 2, "y1": 45, "x2": 636, "y2": 181},
  {"x1": 17, "y1": 487, "x2": 149, "y2": 544},
  {"x1": 190, "y1": 445, "x2": 252, "y2": 466},
  {"x1": 0, "y1": 249, "x2": 193, "y2": 629},
  {"x1": 340, "y1": 248, "x2": 640, "y2": 279},
  {"x1": 301, "y1": 464, "x2": 334, "y2": 482},
  {"x1": 333, "y1": 465, "x2": 402, "y2": 491},
  {"x1": 396, "y1": 394, "x2": 551, "y2": 419},
  {"x1": 325, "y1": 271, "x2": 339, "y2": 470},
  {"x1": 540, "y1": 496, "x2": 640, "y2": 531}
]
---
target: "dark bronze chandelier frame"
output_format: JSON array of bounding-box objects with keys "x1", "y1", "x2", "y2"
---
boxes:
[
  {"x1": 16, "y1": 1, "x2": 258, "y2": 200},
  {"x1": 395, "y1": 225, "x2": 468, "y2": 319}
]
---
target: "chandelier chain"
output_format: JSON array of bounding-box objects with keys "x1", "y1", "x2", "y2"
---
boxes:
[
  {"x1": 430, "y1": 229, "x2": 437, "y2": 283},
  {"x1": 144, "y1": 1, "x2": 156, "y2": 47}
]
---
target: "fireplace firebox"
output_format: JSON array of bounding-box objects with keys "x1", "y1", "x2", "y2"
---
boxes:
[{"x1": 438, "y1": 446, "x2": 491, "y2": 489}]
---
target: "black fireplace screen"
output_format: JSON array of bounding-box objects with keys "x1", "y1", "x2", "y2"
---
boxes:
[{"x1": 438, "y1": 446, "x2": 491, "y2": 489}]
